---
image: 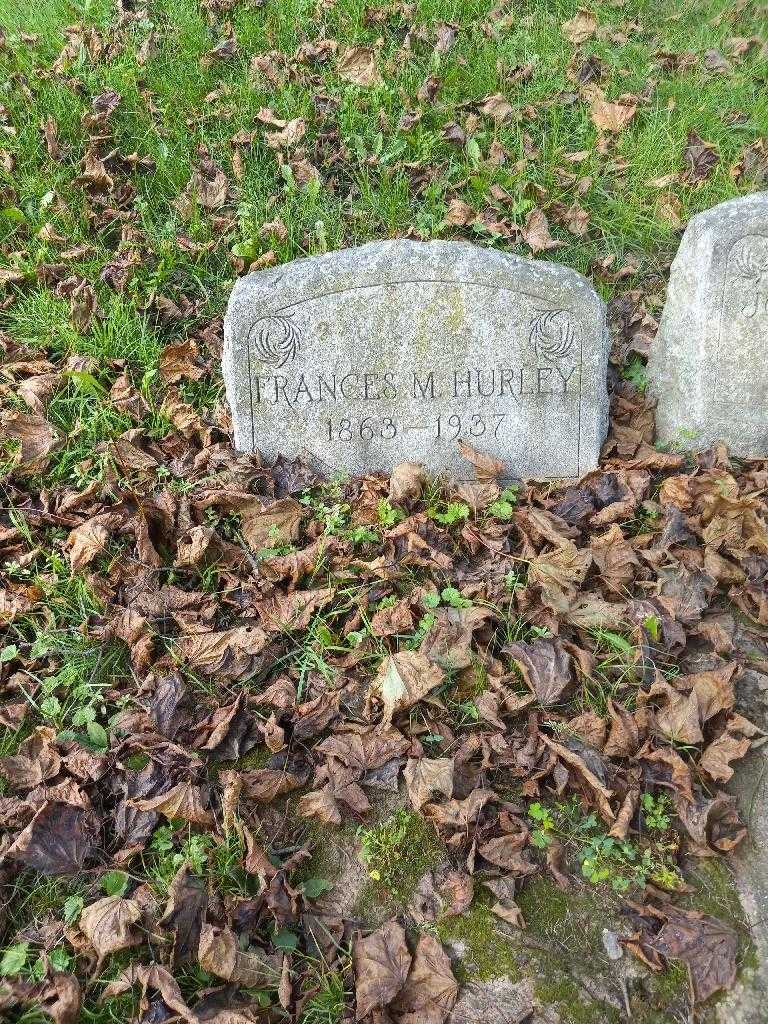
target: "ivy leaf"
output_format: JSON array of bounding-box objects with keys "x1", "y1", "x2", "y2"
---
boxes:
[
  {"x1": 301, "y1": 877, "x2": 332, "y2": 899},
  {"x1": 0, "y1": 645, "x2": 18, "y2": 663},
  {"x1": 101, "y1": 869, "x2": 129, "y2": 897},
  {"x1": 0, "y1": 942, "x2": 29, "y2": 976}
]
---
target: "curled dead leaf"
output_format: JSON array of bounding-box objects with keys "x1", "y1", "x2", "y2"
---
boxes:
[
  {"x1": 79, "y1": 895, "x2": 142, "y2": 968},
  {"x1": 562, "y1": 9, "x2": 598, "y2": 44},
  {"x1": 0, "y1": 411, "x2": 61, "y2": 475},
  {"x1": 338, "y1": 46, "x2": 383, "y2": 86},
  {"x1": 132, "y1": 780, "x2": 214, "y2": 827}
]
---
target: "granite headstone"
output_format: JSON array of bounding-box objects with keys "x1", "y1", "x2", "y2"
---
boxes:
[
  {"x1": 649, "y1": 192, "x2": 768, "y2": 456},
  {"x1": 224, "y1": 240, "x2": 610, "y2": 479}
]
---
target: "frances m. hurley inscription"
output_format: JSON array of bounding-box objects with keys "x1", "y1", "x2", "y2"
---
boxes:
[
  {"x1": 649, "y1": 191, "x2": 768, "y2": 457},
  {"x1": 223, "y1": 240, "x2": 610, "y2": 479}
]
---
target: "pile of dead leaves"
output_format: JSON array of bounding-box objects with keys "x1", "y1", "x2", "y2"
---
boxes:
[{"x1": 0, "y1": 371, "x2": 767, "y2": 1020}]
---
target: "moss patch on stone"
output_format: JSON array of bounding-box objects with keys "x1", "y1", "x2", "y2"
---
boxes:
[
  {"x1": 232, "y1": 744, "x2": 275, "y2": 770},
  {"x1": 436, "y1": 893, "x2": 523, "y2": 984},
  {"x1": 637, "y1": 963, "x2": 690, "y2": 1022},
  {"x1": 534, "y1": 975, "x2": 622, "y2": 1024},
  {"x1": 354, "y1": 809, "x2": 445, "y2": 916},
  {"x1": 682, "y1": 857, "x2": 760, "y2": 975},
  {"x1": 518, "y1": 875, "x2": 607, "y2": 957}
]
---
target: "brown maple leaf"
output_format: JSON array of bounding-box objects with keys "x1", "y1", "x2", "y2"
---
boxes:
[
  {"x1": 353, "y1": 920, "x2": 412, "y2": 1019},
  {"x1": 373, "y1": 651, "x2": 444, "y2": 723},
  {"x1": 652, "y1": 910, "x2": 738, "y2": 1003},
  {"x1": 506, "y1": 638, "x2": 575, "y2": 706},
  {"x1": 390, "y1": 932, "x2": 458, "y2": 1024}
]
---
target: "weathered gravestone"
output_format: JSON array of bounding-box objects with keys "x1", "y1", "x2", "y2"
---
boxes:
[
  {"x1": 224, "y1": 240, "x2": 609, "y2": 479},
  {"x1": 649, "y1": 192, "x2": 768, "y2": 457}
]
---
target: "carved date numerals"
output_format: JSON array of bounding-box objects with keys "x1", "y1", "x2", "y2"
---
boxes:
[
  {"x1": 435, "y1": 412, "x2": 506, "y2": 441},
  {"x1": 326, "y1": 417, "x2": 397, "y2": 442}
]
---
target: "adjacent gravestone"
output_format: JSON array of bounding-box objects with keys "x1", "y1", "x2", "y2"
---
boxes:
[
  {"x1": 649, "y1": 192, "x2": 768, "y2": 457},
  {"x1": 224, "y1": 240, "x2": 609, "y2": 479}
]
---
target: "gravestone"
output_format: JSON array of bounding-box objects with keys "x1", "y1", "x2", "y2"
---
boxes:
[
  {"x1": 223, "y1": 240, "x2": 609, "y2": 479},
  {"x1": 649, "y1": 192, "x2": 768, "y2": 457}
]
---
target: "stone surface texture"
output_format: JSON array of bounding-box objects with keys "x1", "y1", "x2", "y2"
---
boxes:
[
  {"x1": 224, "y1": 240, "x2": 609, "y2": 479},
  {"x1": 649, "y1": 191, "x2": 768, "y2": 457},
  {"x1": 718, "y1": 664, "x2": 768, "y2": 1024}
]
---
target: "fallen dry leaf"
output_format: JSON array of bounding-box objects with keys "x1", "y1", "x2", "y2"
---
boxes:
[
  {"x1": 652, "y1": 911, "x2": 738, "y2": 1003},
  {"x1": 3, "y1": 800, "x2": 98, "y2": 875},
  {"x1": 403, "y1": 757, "x2": 454, "y2": 810},
  {"x1": 0, "y1": 411, "x2": 61, "y2": 475},
  {"x1": 480, "y1": 93, "x2": 513, "y2": 122},
  {"x1": 390, "y1": 933, "x2": 458, "y2": 1024},
  {"x1": 590, "y1": 94, "x2": 638, "y2": 132},
  {"x1": 373, "y1": 652, "x2": 444, "y2": 723},
  {"x1": 199, "y1": 923, "x2": 282, "y2": 988},
  {"x1": 522, "y1": 208, "x2": 566, "y2": 253},
  {"x1": 338, "y1": 46, "x2": 383, "y2": 86},
  {"x1": 683, "y1": 131, "x2": 719, "y2": 182},
  {"x1": 562, "y1": 9, "x2": 598, "y2": 44},
  {"x1": 79, "y1": 895, "x2": 142, "y2": 967},
  {"x1": 159, "y1": 861, "x2": 208, "y2": 967},
  {"x1": 132, "y1": 781, "x2": 214, "y2": 827},
  {"x1": 353, "y1": 919, "x2": 412, "y2": 1019},
  {"x1": 176, "y1": 625, "x2": 269, "y2": 680},
  {"x1": 506, "y1": 639, "x2": 574, "y2": 706}
]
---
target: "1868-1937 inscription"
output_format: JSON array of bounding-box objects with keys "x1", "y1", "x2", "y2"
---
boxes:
[{"x1": 224, "y1": 240, "x2": 610, "y2": 479}]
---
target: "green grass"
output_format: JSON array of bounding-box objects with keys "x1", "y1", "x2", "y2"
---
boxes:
[{"x1": 0, "y1": 0, "x2": 764, "y2": 488}]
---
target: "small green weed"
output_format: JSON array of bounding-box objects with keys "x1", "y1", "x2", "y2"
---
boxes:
[
  {"x1": 377, "y1": 498, "x2": 404, "y2": 527},
  {"x1": 299, "y1": 486, "x2": 381, "y2": 545},
  {"x1": 440, "y1": 586, "x2": 472, "y2": 609},
  {"x1": 642, "y1": 792, "x2": 672, "y2": 832},
  {"x1": 526, "y1": 798, "x2": 683, "y2": 893},
  {"x1": 0, "y1": 942, "x2": 72, "y2": 980},
  {"x1": 528, "y1": 802, "x2": 556, "y2": 850},
  {"x1": 579, "y1": 834, "x2": 681, "y2": 893},
  {"x1": 486, "y1": 485, "x2": 520, "y2": 520},
  {"x1": 358, "y1": 810, "x2": 412, "y2": 883},
  {"x1": 426, "y1": 500, "x2": 470, "y2": 526},
  {"x1": 504, "y1": 570, "x2": 526, "y2": 593},
  {"x1": 621, "y1": 356, "x2": 649, "y2": 393},
  {"x1": 144, "y1": 823, "x2": 256, "y2": 898},
  {"x1": 10, "y1": 620, "x2": 128, "y2": 752},
  {"x1": 100, "y1": 870, "x2": 130, "y2": 897}
]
